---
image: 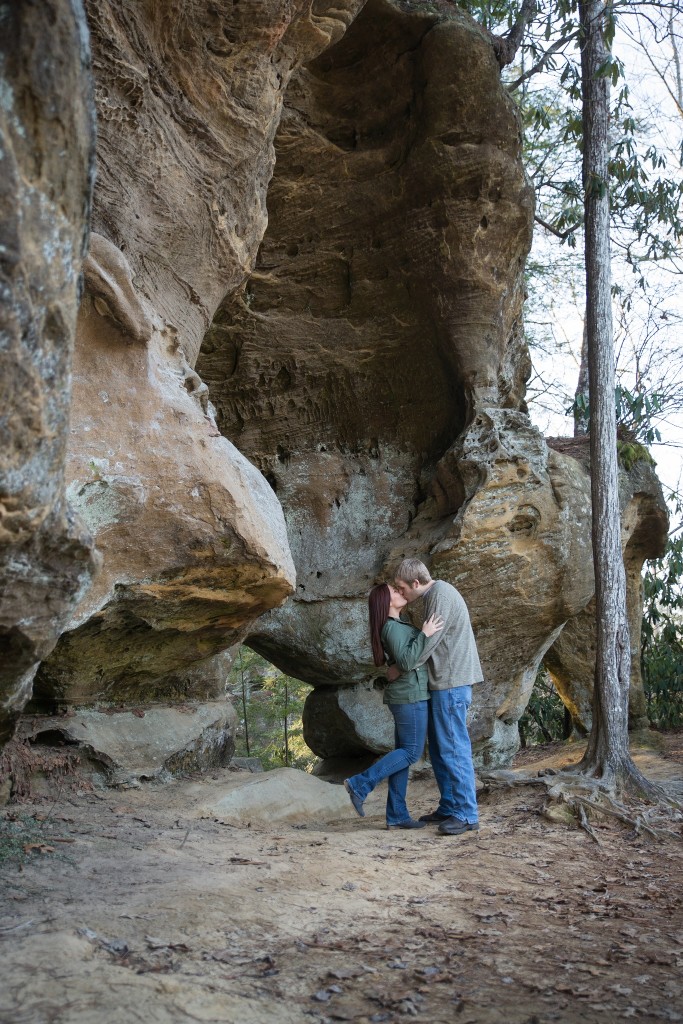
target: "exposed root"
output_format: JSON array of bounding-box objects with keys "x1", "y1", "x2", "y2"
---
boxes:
[
  {"x1": 480, "y1": 767, "x2": 683, "y2": 842},
  {"x1": 554, "y1": 789, "x2": 661, "y2": 840},
  {"x1": 479, "y1": 769, "x2": 547, "y2": 789},
  {"x1": 0, "y1": 737, "x2": 82, "y2": 803},
  {"x1": 577, "y1": 803, "x2": 600, "y2": 844}
]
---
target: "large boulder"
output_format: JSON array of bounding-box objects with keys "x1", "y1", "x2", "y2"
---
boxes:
[
  {"x1": 19, "y1": 701, "x2": 237, "y2": 787},
  {"x1": 200, "y1": 0, "x2": 596, "y2": 764},
  {"x1": 199, "y1": 0, "x2": 667, "y2": 765},
  {"x1": 30, "y1": 0, "x2": 371, "y2": 708},
  {"x1": 186, "y1": 766, "x2": 355, "y2": 825},
  {"x1": 303, "y1": 681, "x2": 394, "y2": 759},
  {"x1": 0, "y1": 0, "x2": 98, "y2": 740}
]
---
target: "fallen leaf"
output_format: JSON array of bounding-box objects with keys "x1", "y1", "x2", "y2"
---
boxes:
[{"x1": 22, "y1": 843, "x2": 55, "y2": 855}]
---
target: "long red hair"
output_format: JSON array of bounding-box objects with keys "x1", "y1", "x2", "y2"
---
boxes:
[{"x1": 368, "y1": 583, "x2": 391, "y2": 667}]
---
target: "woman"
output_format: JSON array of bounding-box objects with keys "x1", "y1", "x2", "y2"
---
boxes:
[{"x1": 344, "y1": 583, "x2": 443, "y2": 829}]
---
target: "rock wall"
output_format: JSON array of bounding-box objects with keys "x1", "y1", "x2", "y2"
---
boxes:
[
  {"x1": 0, "y1": 0, "x2": 669, "y2": 769},
  {"x1": 0, "y1": 0, "x2": 98, "y2": 740},
  {"x1": 199, "y1": 0, "x2": 668, "y2": 765},
  {"x1": 30, "y1": 0, "x2": 375, "y2": 707},
  {"x1": 543, "y1": 446, "x2": 668, "y2": 735},
  {"x1": 199, "y1": 0, "x2": 594, "y2": 764}
]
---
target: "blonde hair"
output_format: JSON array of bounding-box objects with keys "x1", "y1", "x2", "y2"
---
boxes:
[{"x1": 395, "y1": 558, "x2": 432, "y2": 586}]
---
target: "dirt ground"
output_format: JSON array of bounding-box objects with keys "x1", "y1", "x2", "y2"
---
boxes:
[{"x1": 1, "y1": 738, "x2": 682, "y2": 1024}]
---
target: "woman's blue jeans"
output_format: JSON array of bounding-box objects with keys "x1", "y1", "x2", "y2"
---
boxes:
[
  {"x1": 346, "y1": 700, "x2": 428, "y2": 825},
  {"x1": 428, "y1": 685, "x2": 479, "y2": 824}
]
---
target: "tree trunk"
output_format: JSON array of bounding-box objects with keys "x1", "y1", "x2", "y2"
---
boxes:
[
  {"x1": 239, "y1": 648, "x2": 251, "y2": 757},
  {"x1": 574, "y1": 319, "x2": 590, "y2": 436},
  {"x1": 577, "y1": 0, "x2": 651, "y2": 793},
  {"x1": 284, "y1": 679, "x2": 290, "y2": 766}
]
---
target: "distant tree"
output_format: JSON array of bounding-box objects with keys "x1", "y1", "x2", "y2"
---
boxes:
[
  {"x1": 227, "y1": 649, "x2": 315, "y2": 771},
  {"x1": 472, "y1": 0, "x2": 683, "y2": 440},
  {"x1": 642, "y1": 513, "x2": 683, "y2": 729},
  {"x1": 518, "y1": 669, "x2": 572, "y2": 746}
]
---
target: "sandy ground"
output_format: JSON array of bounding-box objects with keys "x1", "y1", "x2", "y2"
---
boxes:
[{"x1": 1, "y1": 739, "x2": 682, "y2": 1024}]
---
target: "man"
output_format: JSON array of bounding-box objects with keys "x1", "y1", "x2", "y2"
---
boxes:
[{"x1": 391, "y1": 558, "x2": 482, "y2": 836}]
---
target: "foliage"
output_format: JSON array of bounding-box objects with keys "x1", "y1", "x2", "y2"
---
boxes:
[
  {"x1": 566, "y1": 384, "x2": 663, "y2": 463},
  {"x1": 614, "y1": 385, "x2": 663, "y2": 445},
  {"x1": 472, "y1": 0, "x2": 683, "y2": 272},
  {"x1": 0, "y1": 812, "x2": 56, "y2": 866},
  {"x1": 642, "y1": 511, "x2": 683, "y2": 729},
  {"x1": 460, "y1": 1, "x2": 683, "y2": 748},
  {"x1": 518, "y1": 669, "x2": 571, "y2": 746},
  {"x1": 466, "y1": 1, "x2": 683, "y2": 441},
  {"x1": 227, "y1": 648, "x2": 316, "y2": 772}
]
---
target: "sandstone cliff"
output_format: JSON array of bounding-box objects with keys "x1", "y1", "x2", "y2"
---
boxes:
[
  {"x1": 0, "y1": 0, "x2": 97, "y2": 741},
  {"x1": 0, "y1": 0, "x2": 668, "y2": 769}
]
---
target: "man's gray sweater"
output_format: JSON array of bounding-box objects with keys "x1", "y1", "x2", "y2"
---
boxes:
[{"x1": 416, "y1": 580, "x2": 483, "y2": 690}]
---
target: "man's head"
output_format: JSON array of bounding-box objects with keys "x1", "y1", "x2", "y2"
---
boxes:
[{"x1": 394, "y1": 558, "x2": 433, "y2": 603}]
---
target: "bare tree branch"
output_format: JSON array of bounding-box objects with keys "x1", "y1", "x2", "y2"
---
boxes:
[
  {"x1": 508, "y1": 29, "x2": 581, "y2": 89},
  {"x1": 534, "y1": 214, "x2": 581, "y2": 239},
  {"x1": 491, "y1": 0, "x2": 539, "y2": 69},
  {"x1": 621, "y1": 14, "x2": 683, "y2": 119}
]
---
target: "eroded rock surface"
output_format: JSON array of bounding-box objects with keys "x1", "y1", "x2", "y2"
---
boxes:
[
  {"x1": 0, "y1": 0, "x2": 97, "y2": 739},
  {"x1": 200, "y1": 0, "x2": 592, "y2": 763},
  {"x1": 84, "y1": 0, "x2": 365, "y2": 367},
  {"x1": 2, "y1": 0, "x2": 669, "y2": 770},
  {"x1": 199, "y1": 0, "x2": 667, "y2": 765},
  {"x1": 303, "y1": 682, "x2": 395, "y2": 759},
  {"x1": 19, "y1": 701, "x2": 237, "y2": 787},
  {"x1": 31, "y1": 0, "x2": 376, "y2": 706},
  {"x1": 186, "y1": 766, "x2": 355, "y2": 825},
  {"x1": 544, "y1": 445, "x2": 668, "y2": 734}
]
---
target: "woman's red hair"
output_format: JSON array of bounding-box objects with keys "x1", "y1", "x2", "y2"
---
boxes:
[{"x1": 368, "y1": 583, "x2": 391, "y2": 667}]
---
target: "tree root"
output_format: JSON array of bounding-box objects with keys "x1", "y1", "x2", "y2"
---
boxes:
[
  {"x1": 480, "y1": 767, "x2": 683, "y2": 842},
  {"x1": 577, "y1": 803, "x2": 600, "y2": 844}
]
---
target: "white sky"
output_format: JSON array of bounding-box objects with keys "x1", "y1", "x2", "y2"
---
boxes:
[{"x1": 524, "y1": 9, "x2": 683, "y2": 510}]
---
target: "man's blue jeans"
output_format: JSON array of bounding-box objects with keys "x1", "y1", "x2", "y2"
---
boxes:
[
  {"x1": 428, "y1": 686, "x2": 478, "y2": 824},
  {"x1": 346, "y1": 700, "x2": 428, "y2": 825}
]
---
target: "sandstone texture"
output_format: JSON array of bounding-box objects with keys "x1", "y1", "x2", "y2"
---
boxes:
[
  {"x1": 303, "y1": 681, "x2": 395, "y2": 759},
  {"x1": 31, "y1": 0, "x2": 375, "y2": 706},
  {"x1": 186, "y1": 765, "x2": 355, "y2": 825},
  {"x1": 198, "y1": 0, "x2": 599, "y2": 764},
  {"x1": 19, "y1": 700, "x2": 237, "y2": 786},
  {"x1": 199, "y1": 0, "x2": 667, "y2": 764},
  {"x1": 0, "y1": 0, "x2": 98, "y2": 740},
  {"x1": 0, "y1": 0, "x2": 670, "y2": 768},
  {"x1": 544, "y1": 445, "x2": 668, "y2": 734}
]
